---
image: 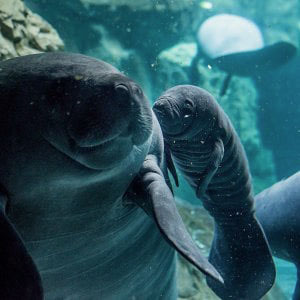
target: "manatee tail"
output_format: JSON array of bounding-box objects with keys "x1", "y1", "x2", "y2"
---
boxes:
[
  {"x1": 188, "y1": 50, "x2": 201, "y2": 86},
  {"x1": 0, "y1": 191, "x2": 43, "y2": 299},
  {"x1": 213, "y1": 41, "x2": 297, "y2": 76},
  {"x1": 124, "y1": 154, "x2": 223, "y2": 284},
  {"x1": 206, "y1": 214, "x2": 275, "y2": 300}
]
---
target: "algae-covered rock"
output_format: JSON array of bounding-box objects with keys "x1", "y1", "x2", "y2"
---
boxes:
[
  {"x1": 176, "y1": 198, "x2": 287, "y2": 300},
  {"x1": 155, "y1": 42, "x2": 276, "y2": 193},
  {"x1": 153, "y1": 43, "x2": 197, "y2": 101},
  {"x1": 0, "y1": 0, "x2": 64, "y2": 61}
]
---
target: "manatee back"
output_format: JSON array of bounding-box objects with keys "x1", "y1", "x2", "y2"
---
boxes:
[{"x1": 255, "y1": 172, "x2": 300, "y2": 262}]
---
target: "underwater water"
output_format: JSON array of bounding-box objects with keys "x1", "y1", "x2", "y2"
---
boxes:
[
  {"x1": 1, "y1": 0, "x2": 299, "y2": 299},
  {"x1": 275, "y1": 258, "x2": 297, "y2": 299}
]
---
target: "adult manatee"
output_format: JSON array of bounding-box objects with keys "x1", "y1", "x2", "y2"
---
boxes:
[
  {"x1": 255, "y1": 172, "x2": 300, "y2": 300},
  {"x1": 153, "y1": 85, "x2": 276, "y2": 300},
  {"x1": 0, "y1": 53, "x2": 221, "y2": 299}
]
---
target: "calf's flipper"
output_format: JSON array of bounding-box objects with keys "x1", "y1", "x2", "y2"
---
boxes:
[{"x1": 196, "y1": 138, "x2": 224, "y2": 200}]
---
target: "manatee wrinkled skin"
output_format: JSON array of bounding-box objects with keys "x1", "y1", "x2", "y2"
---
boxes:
[
  {"x1": 255, "y1": 172, "x2": 300, "y2": 300},
  {"x1": 0, "y1": 53, "x2": 221, "y2": 299},
  {"x1": 153, "y1": 85, "x2": 276, "y2": 300}
]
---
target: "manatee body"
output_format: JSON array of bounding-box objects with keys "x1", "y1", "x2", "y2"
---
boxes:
[
  {"x1": 255, "y1": 172, "x2": 300, "y2": 300},
  {"x1": 153, "y1": 85, "x2": 275, "y2": 300},
  {"x1": 0, "y1": 52, "x2": 168, "y2": 299},
  {"x1": 0, "y1": 53, "x2": 221, "y2": 299}
]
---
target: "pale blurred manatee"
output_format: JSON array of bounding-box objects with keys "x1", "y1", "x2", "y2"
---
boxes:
[
  {"x1": 153, "y1": 85, "x2": 276, "y2": 300},
  {"x1": 0, "y1": 53, "x2": 223, "y2": 299},
  {"x1": 255, "y1": 172, "x2": 300, "y2": 300},
  {"x1": 190, "y1": 14, "x2": 296, "y2": 96}
]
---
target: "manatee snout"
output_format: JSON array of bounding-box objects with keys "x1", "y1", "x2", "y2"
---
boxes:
[
  {"x1": 153, "y1": 95, "x2": 195, "y2": 136},
  {"x1": 68, "y1": 80, "x2": 152, "y2": 148},
  {"x1": 153, "y1": 97, "x2": 179, "y2": 133}
]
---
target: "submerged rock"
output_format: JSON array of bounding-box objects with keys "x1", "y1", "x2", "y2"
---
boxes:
[
  {"x1": 153, "y1": 43, "x2": 197, "y2": 100},
  {"x1": 83, "y1": 24, "x2": 153, "y2": 100},
  {"x1": 0, "y1": 0, "x2": 63, "y2": 61}
]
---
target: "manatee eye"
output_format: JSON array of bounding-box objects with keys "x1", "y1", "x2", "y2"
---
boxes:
[{"x1": 182, "y1": 99, "x2": 195, "y2": 118}]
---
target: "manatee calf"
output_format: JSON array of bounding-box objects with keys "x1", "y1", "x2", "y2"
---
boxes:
[
  {"x1": 0, "y1": 53, "x2": 222, "y2": 299},
  {"x1": 153, "y1": 85, "x2": 275, "y2": 299},
  {"x1": 255, "y1": 172, "x2": 300, "y2": 300}
]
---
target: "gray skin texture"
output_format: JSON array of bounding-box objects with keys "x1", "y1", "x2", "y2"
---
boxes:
[
  {"x1": 153, "y1": 85, "x2": 276, "y2": 300},
  {"x1": 0, "y1": 52, "x2": 172, "y2": 300},
  {"x1": 0, "y1": 54, "x2": 221, "y2": 299},
  {"x1": 255, "y1": 172, "x2": 300, "y2": 300}
]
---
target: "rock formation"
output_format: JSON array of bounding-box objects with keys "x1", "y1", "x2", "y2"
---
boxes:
[{"x1": 0, "y1": 0, "x2": 63, "y2": 61}]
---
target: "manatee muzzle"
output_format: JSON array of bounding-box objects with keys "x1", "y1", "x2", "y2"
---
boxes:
[
  {"x1": 153, "y1": 96, "x2": 193, "y2": 137},
  {"x1": 67, "y1": 83, "x2": 151, "y2": 149}
]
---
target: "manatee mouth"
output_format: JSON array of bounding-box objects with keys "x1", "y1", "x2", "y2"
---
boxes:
[{"x1": 69, "y1": 124, "x2": 132, "y2": 153}]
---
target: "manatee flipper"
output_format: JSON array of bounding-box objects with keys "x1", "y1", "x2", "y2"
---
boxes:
[
  {"x1": 125, "y1": 154, "x2": 223, "y2": 284},
  {"x1": 165, "y1": 143, "x2": 179, "y2": 187},
  {"x1": 196, "y1": 138, "x2": 224, "y2": 200},
  {"x1": 189, "y1": 48, "x2": 201, "y2": 85},
  {"x1": 213, "y1": 41, "x2": 297, "y2": 76},
  {"x1": 220, "y1": 73, "x2": 232, "y2": 97},
  {"x1": 0, "y1": 192, "x2": 43, "y2": 299}
]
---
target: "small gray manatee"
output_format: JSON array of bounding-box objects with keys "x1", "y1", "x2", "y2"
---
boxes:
[
  {"x1": 153, "y1": 85, "x2": 276, "y2": 300},
  {"x1": 255, "y1": 172, "x2": 300, "y2": 300},
  {"x1": 0, "y1": 53, "x2": 221, "y2": 299}
]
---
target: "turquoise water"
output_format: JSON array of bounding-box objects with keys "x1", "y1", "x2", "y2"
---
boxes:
[
  {"x1": 15, "y1": 0, "x2": 300, "y2": 298},
  {"x1": 275, "y1": 258, "x2": 297, "y2": 299}
]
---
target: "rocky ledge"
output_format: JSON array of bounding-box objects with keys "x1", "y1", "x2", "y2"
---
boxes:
[{"x1": 0, "y1": 0, "x2": 63, "y2": 61}]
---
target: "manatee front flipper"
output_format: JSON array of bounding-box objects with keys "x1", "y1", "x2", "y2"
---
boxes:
[
  {"x1": 196, "y1": 138, "x2": 224, "y2": 200},
  {"x1": 220, "y1": 73, "x2": 232, "y2": 97},
  {"x1": 0, "y1": 192, "x2": 43, "y2": 299},
  {"x1": 125, "y1": 154, "x2": 223, "y2": 284}
]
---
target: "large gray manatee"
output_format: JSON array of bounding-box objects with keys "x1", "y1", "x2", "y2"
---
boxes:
[{"x1": 0, "y1": 53, "x2": 221, "y2": 299}]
